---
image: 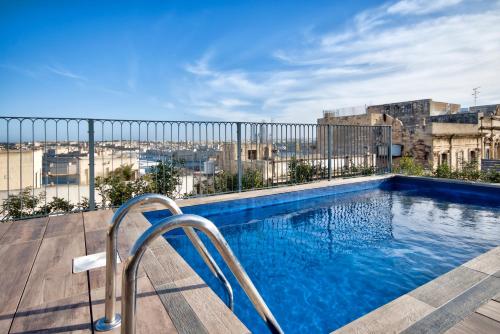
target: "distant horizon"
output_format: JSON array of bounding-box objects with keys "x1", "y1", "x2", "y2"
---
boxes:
[{"x1": 1, "y1": 0, "x2": 500, "y2": 123}]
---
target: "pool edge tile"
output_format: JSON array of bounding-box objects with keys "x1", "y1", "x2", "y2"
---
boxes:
[
  {"x1": 409, "y1": 266, "x2": 487, "y2": 308},
  {"x1": 331, "y1": 294, "x2": 435, "y2": 334},
  {"x1": 463, "y1": 246, "x2": 500, "y2": 276}
]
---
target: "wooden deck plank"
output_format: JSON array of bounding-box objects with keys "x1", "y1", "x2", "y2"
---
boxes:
[
  {"x1": 12, "y1": 213, "x2": 91, "y2": 334},
  {"x1": 0, "y1": 240, "x2": 41, "y2": 334},
  {"x1": 0, "y1": 217, "x2": 48, "y2": 245},
  {"x1": 9, "y1": 293, "x2": 92, "y2": 334},
  {"x1": 475, "y1": 300, "x2": 500, "y2": 323},
  {"x1": 85, "y1": 229, "x2": 109, "y2": 291},
  {"x1": 44, "y1": 212, "x2": 84, "y2": 238},
  {"x1": 0, "y1": 223, "x2": 12, "y2": 241},
  {"x1": 83, "y1": 209, "x2": 113, "y2": 232},
  {"x1": 445, "y1": 313, "x2": 500, "y2": 334},
  {"x1": 116, "y1": 213, "x2": 144, "y2": 259},
  {"x1": 16, "y1": 232, "x2": 89, "y2": 310}
]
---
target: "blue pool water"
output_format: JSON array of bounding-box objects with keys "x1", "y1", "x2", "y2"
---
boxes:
[{"x1": 146, "y1": 179, "x2": 500, "y2": 333}]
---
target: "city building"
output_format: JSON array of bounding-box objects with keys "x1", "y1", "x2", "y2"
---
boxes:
[
  {"x1": 318, "y1": 99, "x2": 500, "y2": 170},
  {"x1": 217, "y1": 142, "x2": 288, "y2": 182},
  {"x1": 0, "y1": 148, "x2": 43, "y2": 191},
  {"x1": 44, "y1": 146, "x2": 140, "y2": 186}
]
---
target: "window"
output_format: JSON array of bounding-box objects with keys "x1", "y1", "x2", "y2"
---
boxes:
[
  {"x1": 470, "y1": 150, "x2": 476, "y2": 161},
  {"x1": 247, "y1": 149, "x2": 257, "y2": 160},
  {"x1": 441, "y1": 153, "x2": 448, "y2": 165}
]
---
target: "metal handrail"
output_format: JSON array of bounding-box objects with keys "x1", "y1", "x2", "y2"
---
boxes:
[
  {"x1": 94, "y1": 194, "x2": 234, "y2": 331},
  {"x1": 121, "y1": 214, "x2": 284, "y2": 334}
]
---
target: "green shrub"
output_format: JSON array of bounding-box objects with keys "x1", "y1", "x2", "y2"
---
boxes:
[
  {"x1": 241, "y1": 168, "x2": 264, "y2": 189},
  {"x1": 395, "y1": 155, "x2": 424, "y2": 176},
  {"x1": 1, "y1": 187, "x2": 45, "y2": 221},
  {"x1": 360, "y1": 166, "x2": 376, "y2": 176},
  {"x1": 341, "y1": 159, "x2": 355, "y2": 177},
  {"x1": 0, "y1": 187, "x2": 79, "y2": 221},
  {"x1": 46, "y1": 197, "x2": 74, "y2": 213},
  {"x1": 434, "y1": 163, "x2": 452, "y2": 179},
  {"x1": 96, "y1": 161, "x2": 182, "y2": 207},
  {"x1": 457, "y1": 160, "x2": 481, "y2": 181},
  {"x1": 288, "y1": 156, "x2": 314, "y2": 183},
  {"x1": 213, "y1": 171, "x2": 236, "y2": 193},
  {"x1": 147, "y1": 160, "x2": 183, "y2": 197},
  {"x1": 481, "y1": 169, "x2": 500, "y2": 183},
  {"x1": 211, "y1": 168, "x2": 264, "y2": 193}
]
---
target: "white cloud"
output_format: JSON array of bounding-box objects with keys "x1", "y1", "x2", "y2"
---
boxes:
[
  {"x1": 183, "y1": 0, "x2": 500, "y2": 122},
  {"x1": 220, "y1": 98, "x2": 252, "y2": 107},
  {"x1": 185, "y1": 51, "x2": 215, "y2": 76},
  {"x1": 388, "y1": 0, "x2": 463, "y2": 15},
  {"x1": 46, "y1": 65, "x2": 86, "y2": 81}
]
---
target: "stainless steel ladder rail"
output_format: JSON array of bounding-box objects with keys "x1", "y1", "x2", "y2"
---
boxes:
[
  {"x1": 94, "y1": 194, "x2": 234, "y2": 331},
  {"x1": 121, "y1": 213, "x2": 284, "y2": 334}
]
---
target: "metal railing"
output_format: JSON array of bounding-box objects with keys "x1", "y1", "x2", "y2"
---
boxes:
[
  {"x1": 94, "y1": 193, "x2": 234, "y2": 331},
  {"x1": 0, "y1": 116, "x2": 392, "y2": 221},
  {"x1": 121, "y1": 213, "x2": 284, "y2": 334}
]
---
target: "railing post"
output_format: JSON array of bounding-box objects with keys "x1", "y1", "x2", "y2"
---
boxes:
[
  {"x1": 388, "y1": 125, "x2": 393, "y2": 173},
  {"x1": 327, "y1": 125, "x2": 332, "y2": 180},
  {"x1": 236, "y1": 122, "x2": 242, "y2": 192},
  {"x1": 88, "y1": 119, "x2": 96, "y2": 211}
]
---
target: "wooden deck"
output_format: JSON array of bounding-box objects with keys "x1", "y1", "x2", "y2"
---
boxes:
[{"x1": 0, "y1": 210, "x2": 249, "y2": 334}]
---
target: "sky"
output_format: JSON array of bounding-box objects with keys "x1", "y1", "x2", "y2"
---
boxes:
[{"x1": 1, "y1": 0, "x2": 499, "y2": 123}]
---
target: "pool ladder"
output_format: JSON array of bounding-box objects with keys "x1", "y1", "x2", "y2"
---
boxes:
[{"x1": 95, "y1": 194, "x2": 284, "y2": 334}]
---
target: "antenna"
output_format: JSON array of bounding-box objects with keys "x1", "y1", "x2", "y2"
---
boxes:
[{"x1": 472, "y1": 87, "x2": 480, "y2": 107}]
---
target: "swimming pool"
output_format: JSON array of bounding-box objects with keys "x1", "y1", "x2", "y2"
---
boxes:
[{"x1": 145, "y1": 177, "x2": 500, "y2": 333}]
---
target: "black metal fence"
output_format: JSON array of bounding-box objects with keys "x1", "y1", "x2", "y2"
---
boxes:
[{"x1": 0, "y1": 116, "x2": 391, "y2": 220}]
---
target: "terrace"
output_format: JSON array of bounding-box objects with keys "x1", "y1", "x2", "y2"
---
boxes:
[{"x1": 1, "y1": 117, "x2": 499, "y2": 334}]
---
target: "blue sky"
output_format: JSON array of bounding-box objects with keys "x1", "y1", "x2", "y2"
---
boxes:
[{"x1": 1, "y1": 0, "x2": 499, "y2": 122}]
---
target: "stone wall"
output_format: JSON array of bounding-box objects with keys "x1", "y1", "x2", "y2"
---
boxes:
[
  {"x1": 367, "y1": 99, "x2": 431, "y2": 132},
  {"x1": 428, "y1": 112, "x2": 479, "y2": 124},
  {"x1": 470, "y1": 104, "x2": 500, "y2": 116}
]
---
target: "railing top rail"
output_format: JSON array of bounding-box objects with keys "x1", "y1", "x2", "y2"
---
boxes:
[{"x1": 0, "y1": 115, "x2": 392, "y2": 127}]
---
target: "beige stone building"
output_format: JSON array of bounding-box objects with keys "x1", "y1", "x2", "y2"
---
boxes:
[
  {"x1": 0, "y1": 148, "x2": 43, "y2": 191},
  {"x1": 216, "y1": 142, "x2": 290, "y2": 183},
  {"x1": 318, "y1": 99, "x2": 500, "y2": 170},
  {"x1": 44, "y1": 148, "x2": 139, "y2": 186}
]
